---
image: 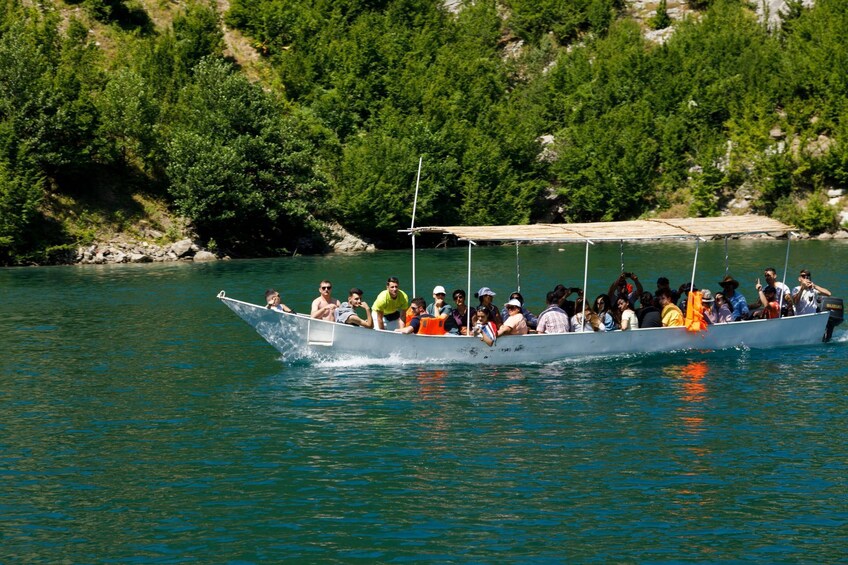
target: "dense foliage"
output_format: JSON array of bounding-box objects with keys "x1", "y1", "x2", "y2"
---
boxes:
[{"x1": 1, "y1": 0, "x2": 847, "y2": 263}]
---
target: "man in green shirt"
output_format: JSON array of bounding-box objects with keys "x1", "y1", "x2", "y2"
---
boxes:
[{"x1": 373, "y1": 276, "x2": 410, "y2": 330}]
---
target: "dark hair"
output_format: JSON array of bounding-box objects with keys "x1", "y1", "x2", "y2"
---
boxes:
[
  {"x1": 452, "y1": 289, "x2": 466, "y2": 300},
  {"x1": 765, "y1": 267, "x2": 777, "y2": 275},
  {"x1": 656, "y1": 287, "x2": 673, "y2": 300},
  {"x1": 387, "y1": 276, "x2": 400, "y2": 285},
  {"x1": 349, "y1": 287, "x2": 364, "y2": 298},
  {"x1": 657, "y1": 277, "x2": 670, "y2": 287},
  {"x1": 640, "y1": 292, "x2": 654, "y2": 307},
  {"x1": 411, "y1": 297, "x2": 426, "y2": 309},
  {"x1": 764, "y1": 285, "x2": 776, "y2": 295},
  {"x1": 593, "y1": 294, "x2": 608, "y2": 313},
  {"x1": 265, "y1": 288, "x2": 278, "y2": 301},
  {"x1": 546, "y1": 291, "x2": 558, "y2": 305},
  {"x1": 509, "y1": 291, "x2": 524, "y2": 304}
]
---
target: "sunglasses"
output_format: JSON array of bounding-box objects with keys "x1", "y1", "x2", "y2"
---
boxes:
[
  {"x1": 801, "y1": 274, "x2": 811, "y2": 279},
  {"x1": 321, "y1": 285, "x2": 332, "y2": 290}
]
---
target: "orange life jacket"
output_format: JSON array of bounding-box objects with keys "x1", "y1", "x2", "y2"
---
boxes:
[
  {"x1": 418, "y1": 316, "x2": 447, "y2": 335},
  {"x1": 685, "y1": 291, "x2": 707, "y2": 332}
]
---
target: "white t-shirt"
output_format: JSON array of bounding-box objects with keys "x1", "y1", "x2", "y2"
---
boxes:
[
  {"x1": 792, "y1": 286, "x2": 819, "y2": 315},
  {"x1": 620, "y1": 309, "x2": 639, "y2": 330}
]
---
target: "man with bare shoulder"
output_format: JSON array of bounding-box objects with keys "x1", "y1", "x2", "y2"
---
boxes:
[
  {"x1": 311, "y1": 280, "x2": 340, "y2": 321},
  {"x1": 334, "y1": 288, "x2": 374, "y2": 328}
]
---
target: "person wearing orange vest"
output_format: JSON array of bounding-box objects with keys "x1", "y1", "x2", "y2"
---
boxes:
[{"x1": 396, "y1": 298, "x2": 434, "y2": 334}]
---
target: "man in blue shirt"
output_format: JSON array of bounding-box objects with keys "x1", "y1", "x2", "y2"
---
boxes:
[{"x1": 718, "y1": 275, "x2": 749, "y2": 321}]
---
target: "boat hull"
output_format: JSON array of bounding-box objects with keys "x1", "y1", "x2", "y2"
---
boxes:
[{"x1": 219, "y1": 293, "x2": 832, "y2": 365}]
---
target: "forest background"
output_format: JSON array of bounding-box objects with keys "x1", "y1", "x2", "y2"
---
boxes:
[{"x1": 2, "y1": 0, "x2": 847, "y2": 265}]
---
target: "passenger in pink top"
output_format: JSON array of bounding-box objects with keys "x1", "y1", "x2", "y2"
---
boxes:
[{"x1": 498, "y1": 299, "x2": 528, "y2": 336}]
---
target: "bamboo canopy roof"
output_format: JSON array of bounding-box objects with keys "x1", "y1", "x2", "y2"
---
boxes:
[{"x1": 407, "y1": 216, "x2": 792, "y2": 242}]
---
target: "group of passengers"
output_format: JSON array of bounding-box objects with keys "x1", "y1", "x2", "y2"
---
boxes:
[{"x1": 263, "y1": 267, "x2": 830, "y2": 346}]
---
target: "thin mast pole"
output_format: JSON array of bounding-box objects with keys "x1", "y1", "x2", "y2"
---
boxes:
[
  {"x1": 620, "y1": 240, "x2": 624, "y2": 273},
  {"x1": 779, "y1": 232, "x2": 795, "y2": 316},
  {"x1": 724, "y1": 236, "x2": 729, "y2": 275},
  {"x1": 410, "y1": 156, "x2": 423, "y2": 297},
  {"x1": 467, "y1": 240, "x2": 475, "y2": 332},
  {"x1": 690, "y1": 237, "x2": 701, "y2": 294},
  {"x1": 581, "y1": 240, "x2": 593, "y2": 332},
  {"x1": 515, "y1": 241, "x2": 521, "y2": 292}
]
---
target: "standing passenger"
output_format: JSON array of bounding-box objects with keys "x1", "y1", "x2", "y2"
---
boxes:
[
  {"x1": 311, "y1": 280, "x2": 340, "y2": 321},
  {"x1": 792, "y1": 269, "x2": 831, "y2": 315},
  {"x1": 373, "y1": 276, "x2": 410, "y2": 330}
]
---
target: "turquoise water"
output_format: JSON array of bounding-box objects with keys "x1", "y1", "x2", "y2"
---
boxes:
[{"x1": 2, "y1": 240, "x2": 848, "y2": 562}]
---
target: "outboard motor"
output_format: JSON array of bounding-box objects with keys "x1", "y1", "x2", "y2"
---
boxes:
[{"x1": 820, "y1": 297, "x2": 844, "y2": 342}]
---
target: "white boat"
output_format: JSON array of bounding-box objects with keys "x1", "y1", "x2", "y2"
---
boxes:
[{"x1": 218, "y1": 215, "x2": 841, "y2": 365}]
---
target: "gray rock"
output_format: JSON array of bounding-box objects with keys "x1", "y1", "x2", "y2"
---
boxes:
[
  {"x1": 193, "y1": 250, "x2": 218, "y2": 262},
  {"x1": 130, "y1": 253, "x2": 152, "y2": 263},
  {"x1": 831, "y1": 230, "x2": 848, "y2": 240},
  {"x1": 170, "y1": 238, "x2": 193, "y2": 257}
]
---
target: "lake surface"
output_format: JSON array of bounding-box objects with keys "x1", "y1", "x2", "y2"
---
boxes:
[{"x1": 2, "y1": 240, "x2": 848, "y2": 562}]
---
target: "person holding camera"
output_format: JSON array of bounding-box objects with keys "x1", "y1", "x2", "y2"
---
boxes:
[
  {"x1": 792, "y1": 269, "x2": 831, "y2": 315},
  {"x1": 471, "y1": 307, "x2": 498, "y2": 346},
  {"x1": 608, "y1": 271, "x2": 643, "y2": 306}
]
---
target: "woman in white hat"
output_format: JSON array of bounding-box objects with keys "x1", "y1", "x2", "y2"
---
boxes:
[
  {"x1": 475, "y1": 287, "x2": 503, "y2": 327},
  {"x1": 498, "y1": 298, "x2": 529, "y2": 336}
]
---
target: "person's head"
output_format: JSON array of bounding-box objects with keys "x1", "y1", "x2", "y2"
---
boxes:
[
  {"x1": 593, "y1": 294, "x2": 608, "y2": 313},
  {"x1": 763, "y1": 285, "x2": 776, "y2": 300},
  {"x1": 319, "y1": 280, "x2": 333, "y2": 296},
  {"x1": 764, "y1": 267, "x2": 778, "y2": 283},
  {"x1": 656, "y1": 287, "x2": 673, "y2": 306},
  {"x1": 617, "y1": 296, "x2": 631, "y2": 312},
  {"x1": 474, "y1": 308, "x2": 489, "y2": 324},
  {"x1": 640, "y1": 291, "x2": 654, "y2": 308},
  {"x1": 475, "y1": 287, "x2": 496, "y2": 304},
  {"x1": 718, "y1": 275, "x2": 739, "y2": 295},
  {"x1": 657, "y1": 277, "x2": 670, "y2": 290},
  {"x1": 799, "y1": 269, "x2": 811, "y2": 280},
  {"x1": 574, "y1": 298, "x2": 587, "y2": 313},
  {"x1": 509, "y1": 291, "x2": 524, "y2": 305},
  {"x1": 701, "y1": 289, "x2": 714, "y2": 306},
  {"x1": 348, "y1": 287, "x2": 364, "y2": 307},
  {"x1": 452, "y1": 289, "x2": 466, "y2": 304},
  {"x1": 715, "y1": 292, "x2": 726, "y2": 306},
  {"x1": 546, "y1": 291, "x2": 559, "y2": 306},
  {"x1": 432, "y1": 285, "x2": 446, "y2": 301},
  {"x1": 265, "y1": 288, "x2": 280, "y2": 305},
  {"x1": 504, "y1": 298, "x2": 522, "y2": 316},
  {"x1": 386, "y1": 276, "x2": 400, "y2": 298},
  {"x1": 409, "y1": 297, "x2": 426, "y2": 315}
]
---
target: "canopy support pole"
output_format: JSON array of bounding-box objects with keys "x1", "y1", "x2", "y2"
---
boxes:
[
  {"x1": 724, "y1": 236, "x2": 729, "y2": 275},
  {"x1": 779, "y1": 232, "x2": 795, "y2": 316},
  {"x1": 515, "y1": 241, "x2": 521, "y2": 292},
  {"x1": 467, "y1": 240, "x2": 476, "y2": 332},
  {"x1": 581, "y1": 240, "x2": 594, "y2": 332},
  {"x1": 410, "y1": 156, "x2": 423, "y2": 297},
  {"x1": 690, "y1": 237, "x2": 701, "y2": 294},
  {"x1": 620, "y1": 240, "x2": 625, "y2": 273}
]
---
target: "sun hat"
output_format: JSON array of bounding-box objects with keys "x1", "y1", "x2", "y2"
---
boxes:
[
  {"x1": 505, "y1": 298, "x2": 522, "y2": 308},
  {"x1": 476, "y1": 287, "x2": 496, "y2": 298},
  {"x1": 432, "y1": 285, "x2": 446, "y2": 295},
  {"x1": 701, "y1": 289, "x2": 714, "y2": 303},
  {"x1": 718, "y1": 275, "x2": 740, "y2": 289}
]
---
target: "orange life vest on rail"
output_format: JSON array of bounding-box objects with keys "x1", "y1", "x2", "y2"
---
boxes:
[
  {"x1": 418, "y1": 316, "x2": 447, "y2": 335},
  {"x1": 685, "y1": 291, "x2": 707, "y2": 332}
]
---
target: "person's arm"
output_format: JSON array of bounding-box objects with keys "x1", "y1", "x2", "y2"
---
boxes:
[
  {"x1": 756, "y1": 280, "x2": 766, "y2": 310},
  {"x1": 608, "y1": 276, "x2": 623, "y2": 300},
  {"x1": 475, "y1": 323, "x2": 495, "y2": 346},
  {"x1": 374, "y1": 310, "x2": 385, "y2": 330},
  {"x1": 310, "y1": 298, "x2": 324, "y2": 319},
  {"x1": 350, "y1": 302, "x2": 373, "y2": 329},
  {"x1": 810, "y1": 280, "x2": 831, "y2": 297},
  {"x1": 620, "y1": 311, "x2": 631, "y2": 330},
  {"x1": 396, "y1": 324, "x2": 415, "y2": 334}
]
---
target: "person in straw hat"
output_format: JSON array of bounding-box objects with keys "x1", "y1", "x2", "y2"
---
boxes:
[{"x1": 718, "y1": 275, "x2": 749, "y2": 321}]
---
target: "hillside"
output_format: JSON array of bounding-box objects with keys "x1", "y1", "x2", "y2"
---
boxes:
[{"x1": 1, "y1": 0, "x2": 847, "y2": 265}]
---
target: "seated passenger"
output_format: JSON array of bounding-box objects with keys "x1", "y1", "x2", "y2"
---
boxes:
[
  {"x1": 396, "y1": 297, "x2": 433, "y2": 334},
  {"x1": 334, "y1": 287, "x2": 374, "y2": 328},
  {"x1": 536, "y1": 291, "x2": 571, "y2": 334},
  {"x1": 617, "y1": 296, "x2": 638, "y2": 330},
  {"x1": 712, "y1": 292, "x2": 733, "y2": 323},
  {"x1": 373, "y1": 276, "x2": 410, "y2": 330},
  {"x1": 608, "y1": 272, "x2": 643, "y2": 305},
  {"x1": 311, "y1": 280, "x2": 340, "y2": 321},
  {"x1": 677, "y1": 282, "x2": 695, "y2": 315},
  {"x1": 571, "y1": 299, "x2": 603, "y2": 332},
  {"x1": 265, "y1": 289, "x2": 294, "y2": 314},
  {"x1": 446, "y1": 289, "x2": 476, "y2": 335},
  {"x1": 657, "y1": 288, "x2": 684, "y2": 327},
  {"x1": 700, "y1": 289, "x2": 718, "y2": 325},
  {"x1": 471, "y1": 307, "x2": 498, "y2": 346},
  {"x1": 500, "y1": 292, "x2": 538, "y2": 330},
  {"x1": 753, "y1": 282, "x2": 780, "y2": 319},
  {"x1": 426, "y1": 285, "x2": 452, "y2": 317},
  {"x1": 636, "y1": 292, "x2": 662, "y2": 328},
  {"x1": 475, "y1": 287, "x2": 503, "y2": 327},
  {"x1": 498, "y1": 298, "x2": 529, "y2": 337},
  {"x1": 718, "y1": 275, "x2": 749, "y2": 321},
  {"x1": 657, "y1": 277, "x2": 680, "y2": 305},
  {"x1": 764, "y1": 267, "x2": 792, "y2": 311},
  {"x1": 593, "y1": 294, "x2": 617, "y2": 331},
  {"x1": 554, "y1": 284, "x2": 580, "y2": 317}
]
